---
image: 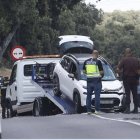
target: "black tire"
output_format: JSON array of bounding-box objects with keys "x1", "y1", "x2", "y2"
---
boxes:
[
  {"x1": 73, "y1": 93, "x2": 82, "y2": 113},
  {"x1": 33, "y1": 97, "x2": 48, "y2": 116},
  {"x1": 33, "y1": 98, "x2": 42, "y2": 116},
  {"x1": 53, "y1": 75, "x2": 62, "y2": 97}
]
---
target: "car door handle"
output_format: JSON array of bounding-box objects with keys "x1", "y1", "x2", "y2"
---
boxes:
[{"x1": 15, "y1": 86, "x2": 17, "y2": 91}]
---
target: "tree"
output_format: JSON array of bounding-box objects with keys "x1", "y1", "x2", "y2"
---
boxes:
[
  {"x1": 0, "y1": 0, "x2": 103, "y2": 66},
  {"x1": 93, "y1": 11, "x2": 140, "y2": 66}
]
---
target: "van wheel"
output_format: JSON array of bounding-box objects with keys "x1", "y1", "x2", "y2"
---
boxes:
[
  {"x1": 33, "y1": 97, "x2": 48, "y2": 116},
  {"x1": 53, "y1": 75, "x2": 61, "y2": 97},
  {"x1": 74, "y1": 93, "x2": 82, "y2": 113}
]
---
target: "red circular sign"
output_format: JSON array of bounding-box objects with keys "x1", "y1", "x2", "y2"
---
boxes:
[{"x1": 11, "y1": 46, "x2": 26, "y2": 61}]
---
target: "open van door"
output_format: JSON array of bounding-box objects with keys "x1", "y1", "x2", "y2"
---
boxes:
[
  {"x1": 58, "y1": 35, "x2": 94, "y2": 54},
  {"x1": 6, "y1": 64, "x2": 17, "y2": 104}
]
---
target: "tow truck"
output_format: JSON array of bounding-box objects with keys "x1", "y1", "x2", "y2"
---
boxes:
[{"x1": 5, "y1": 35, "x2": 94, "y2": 117}]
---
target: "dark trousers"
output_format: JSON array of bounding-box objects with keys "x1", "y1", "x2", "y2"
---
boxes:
[
  {"x1": 1, "y1": 98, "x2": 6, "y2": 118},
  {"x1": 1, "y1": 88, "x2": 6, "y2": 118},
  {"x1": 123, "y1": 76, "x2": 138, "y2": 108},
  {"x1": 86, "y1": 78, "x2": 102, "y2": 112}
]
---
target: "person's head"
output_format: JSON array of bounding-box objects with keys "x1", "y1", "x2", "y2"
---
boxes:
[
  {"x1": 92, "y1": 50, "x2": 99, "y2": 59},
  {"x1": 124, "y1": 48, "x2": 132, "y2": 57}
]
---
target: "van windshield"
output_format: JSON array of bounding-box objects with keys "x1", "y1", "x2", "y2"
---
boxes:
[{"x1": 79, "y1": 63, "x2": 116, "y2": 81}]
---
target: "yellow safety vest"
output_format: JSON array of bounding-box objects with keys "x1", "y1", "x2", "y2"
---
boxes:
[{"x1": 85, "y1": 63, "x2": 101, "y2": 78}]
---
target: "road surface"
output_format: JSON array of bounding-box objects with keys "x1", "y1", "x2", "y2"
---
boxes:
[{"x1": 1, "y1": 112, "x2": 140, "y2": 139}]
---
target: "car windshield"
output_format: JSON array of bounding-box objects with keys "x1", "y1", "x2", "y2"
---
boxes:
[{"x1": 79, "y1": 62, "x2": 116, "y2": 81}]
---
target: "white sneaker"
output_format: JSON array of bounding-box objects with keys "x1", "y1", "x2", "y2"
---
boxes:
[{"x1": 94, "y1": 110, "x2": 102, "y2": 115}]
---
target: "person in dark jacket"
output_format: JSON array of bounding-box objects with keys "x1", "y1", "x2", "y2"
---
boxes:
[
  {"x1": 117, "y1": 48, "x2": 140, "y2": 114},
  {"x1": 1, "y1": 88, "x2": 6, "y2": 119},
  {"x1": 83, "y1": 50, "x2": 104, "y2": 114}
]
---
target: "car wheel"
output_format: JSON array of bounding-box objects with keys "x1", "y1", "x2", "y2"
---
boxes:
[
  {"x1": 33, "y1": 98, "x2": 43, "y2": 116},
  {"x1": 53, "y1": 75, "x2": 62, "y2": 97},
  {"x1": 33, "y1": 97, "x2": 49, "y2": 116},
  {"x1": 74, "y1": 93, "x2": 82, "y2": 113}
]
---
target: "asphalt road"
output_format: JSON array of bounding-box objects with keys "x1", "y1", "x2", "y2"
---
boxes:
[{"x1": 1, "y1": 112, "x2": 140, "y2": 139}]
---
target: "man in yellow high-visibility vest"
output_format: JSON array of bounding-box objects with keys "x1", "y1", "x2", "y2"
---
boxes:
[{"x1": 83, "y1": 50, "x2": 104, "y2": 114}]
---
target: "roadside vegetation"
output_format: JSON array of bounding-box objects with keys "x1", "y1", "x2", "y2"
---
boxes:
[{"x1": 0, "y1": 0, "x2": 140, "y2": 72}]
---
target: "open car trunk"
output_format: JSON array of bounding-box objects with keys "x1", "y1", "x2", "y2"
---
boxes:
[{"x1": 58, "y1": 35, "x2": 94, "y2": 54}]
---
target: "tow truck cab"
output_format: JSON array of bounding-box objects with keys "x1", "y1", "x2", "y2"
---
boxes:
[{"x1": 6, "y1": 56, "x2": 61, "y2": 116}]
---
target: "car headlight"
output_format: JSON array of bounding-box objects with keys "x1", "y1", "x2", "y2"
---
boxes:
[
  {"x1": 118, "y1": 86, "x2": 123, "y2": 91},
  {"x1": 114, "y1": 86, "x2": 123, "y2": 91},
  {"x1": 118, "y1": 86, "x2": 124, "y2": 93}
]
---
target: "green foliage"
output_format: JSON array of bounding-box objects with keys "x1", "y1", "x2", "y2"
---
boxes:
[
  {"x1": 0, "y1": 0, "x2": 101, "y2": 64},
  {"x1": 93, "y1": 11, "x2": 140, "y2": 66},
  {"x1": 1, "y1": 0, "x2": 140, "y2": 70}
]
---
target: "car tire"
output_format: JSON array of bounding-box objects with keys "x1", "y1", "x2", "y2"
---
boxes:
[
  {"x1": 33, "y1": 97, "x2": 43, "y2": 116},
  {"x1": 74, "y1": 93, "x2": 82, "y2": 113},
  {"x1": 53, "y1": 75, "x2": 62, "y2": 97},
  {"x1": 33, "y1": 97, "x2": 49, "y2": 116}
]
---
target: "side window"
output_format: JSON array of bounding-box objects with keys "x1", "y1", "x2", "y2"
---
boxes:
[
  {"x1": 24, "y1": 65, "x2": 32, "y2": 76},
  {"x1": 60, "y1": 59, "x2": 65, "y2": 68},
  {"x1": 69, "y1": 62, "x2": 78, "y2": 79},
  {"x1": 9, "y1": 65, "x2": 17, "y2": 84},
  {"x1": 60, "y1": 57, "x2": 71, "y2": 72}
]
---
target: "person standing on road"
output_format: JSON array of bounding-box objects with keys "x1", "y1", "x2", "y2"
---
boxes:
[
  {"x1": 83, "y1": 50, "x2": 104, "y2": 114},
  {"x1": 0, "y1": 77, "x2": 6, "y2": 119},
  {"x1": 117, "y1": 48, "x2": 140, "y2": 114}
]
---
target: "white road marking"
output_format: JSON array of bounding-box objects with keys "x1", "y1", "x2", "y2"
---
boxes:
[{"x1": 91, "y1": 113, "x2": 140, "y2": 126}]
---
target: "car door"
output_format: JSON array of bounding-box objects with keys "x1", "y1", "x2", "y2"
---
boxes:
[
  {"x1": 58, "y1": 57, "x2": 71, "y2": 96},
  {"x1": 65, "y1": 60, "x2": 79, "y2": 100},
  {"x1": 8, "y1": 64, "x2": 17, "y2": 103}
]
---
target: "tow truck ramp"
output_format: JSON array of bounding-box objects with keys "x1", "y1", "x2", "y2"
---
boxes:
[{"x1": 31, "y1": 64, "x2": 76, "y2": 115}]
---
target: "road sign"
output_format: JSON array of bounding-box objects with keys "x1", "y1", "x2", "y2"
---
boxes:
[{"x1": 11, "y1": 45, "x2": 26, "y2": 61}]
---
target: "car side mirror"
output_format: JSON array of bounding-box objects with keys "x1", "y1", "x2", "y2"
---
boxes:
[{"x1": 68, "y1": 73, "x2": 74, "y2": 80}]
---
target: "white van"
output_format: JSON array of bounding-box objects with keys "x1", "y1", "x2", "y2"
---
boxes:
[{"x1": 6, "y1": 56, "x2": 61, "y2": 117}]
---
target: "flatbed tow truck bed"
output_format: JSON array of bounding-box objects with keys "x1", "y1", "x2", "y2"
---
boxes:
[
  {"x1": 33, "y1": 81, "x2": 75, "y2": 114},
  {"x1": 31, "y1": 63, "x2": 76, "y2": 115}
]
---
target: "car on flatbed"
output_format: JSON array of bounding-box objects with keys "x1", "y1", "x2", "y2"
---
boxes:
[{"x1": 53, "y1": 53, "x2": 125, "y2": 113}]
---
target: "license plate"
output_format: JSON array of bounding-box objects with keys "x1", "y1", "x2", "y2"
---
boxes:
[{"x1": 100, "y1": 100, "x2": 113, "y2": 104}]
